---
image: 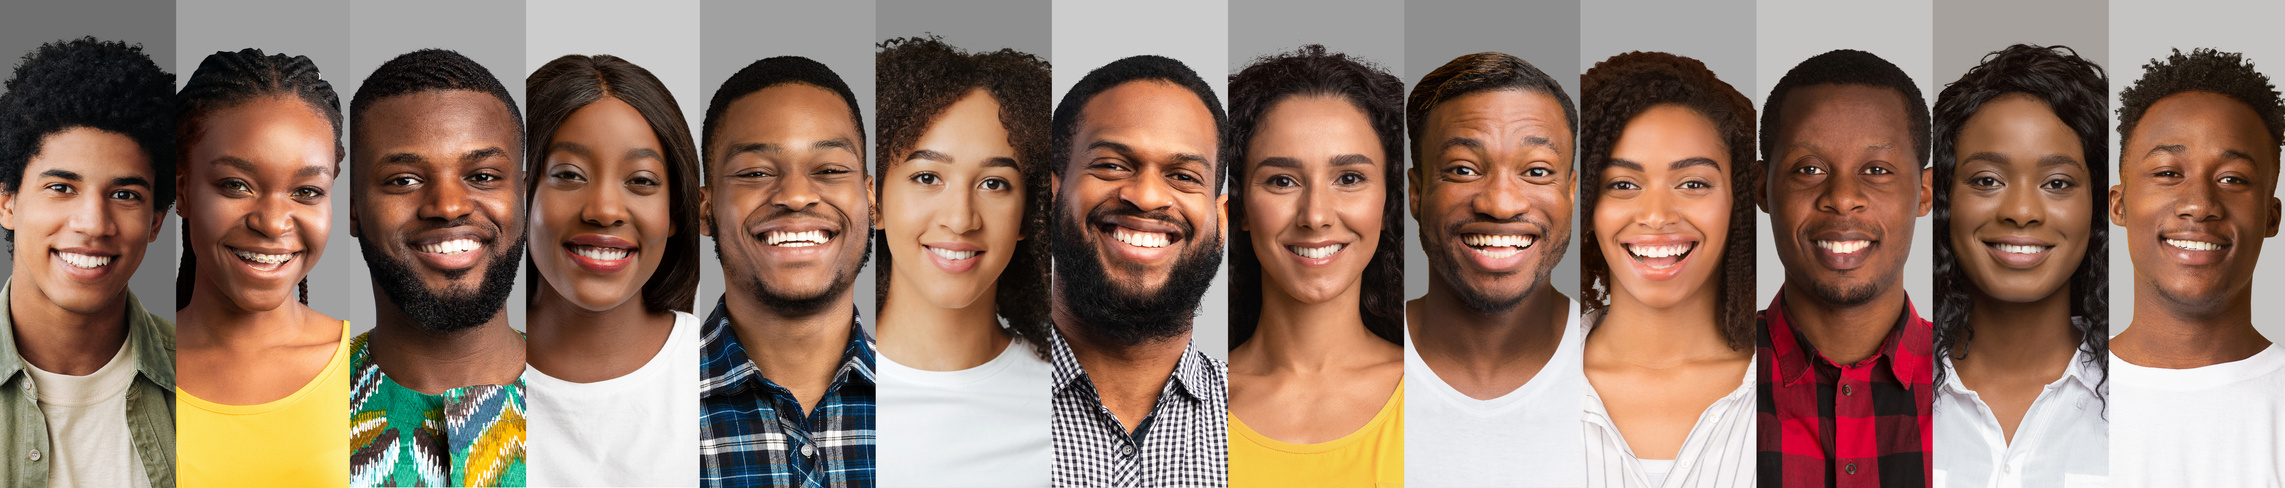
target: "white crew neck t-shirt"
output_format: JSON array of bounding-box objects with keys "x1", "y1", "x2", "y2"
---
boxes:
[
  {"x1": 1406, "y1": 299, "x2": 1585, "y2": 488},
  {"x1": 24, "y1": 336, "x2": 149, "y2": 488},
  {"x1": 877, "y1": 334, "x2": 1053, "y2": 487},
  {"x1": 2112, "y1": 343, "x2": 2285, "y2": 486},
  {"x1": 526, "y1": 311, "x2": 701, "y2": 487}
]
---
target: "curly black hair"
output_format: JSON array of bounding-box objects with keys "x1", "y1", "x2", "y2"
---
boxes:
[
  {"x1": 175, "y1": 48, "x2": 344, "y2": 308},
  {"x1": 1226, "y1": 45, "x2": 1406, "y2": 349},
  {"x1": 1050, "y1": 55, "x2": 1228, "y2": 190},
  {"x1": 0, "y1": 37, "x2": 177, "y2": 244},
  {"x1": 702, "y1": 56, "x2": 867, "y2": 169},
  {"x1": 350, "y1": 49, "x2": 523, "y2": 146},
  {"x1": 524, "y1": 54, "x2": 703, "y2": 316},
  {"x1": 1576, "y1": 51, "x2": 1759, "y2": 351},
  {"x1": 2117, "y1": 48, "x2": 2285, "y2": 164},
  {"x1": 1761, "y1": 49, "x2": 1931, "y2": 169},
  {"x1": 1931, "y1": 44, "x2": 2111, "y2": 396},
  {"x1": 873, "y1": 36, "x2": 1053, "y2": 359},
  {"x1": 1405, "y1": 52, "x2": 1578, "y2": 170}
]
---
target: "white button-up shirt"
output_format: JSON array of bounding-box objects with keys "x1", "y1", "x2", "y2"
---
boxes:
[
  {"x1": 1583, "y1": 357, "x2": 1757, "y2": 488},
  {"x1": 1933, "y1": 347, "x2": 2107, "y2": 488}
]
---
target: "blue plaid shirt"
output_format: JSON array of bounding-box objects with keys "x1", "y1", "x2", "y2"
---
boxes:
[{"x1": 699, "y1": 298, "x2": 877, "y2": 488}]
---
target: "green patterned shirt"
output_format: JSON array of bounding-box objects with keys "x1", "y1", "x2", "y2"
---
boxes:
[{"x1": 348, "y1": 333, "x2": 525, "y2": 487}]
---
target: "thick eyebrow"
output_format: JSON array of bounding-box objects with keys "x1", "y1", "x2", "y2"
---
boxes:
[
  {"x1": 461, "y1": 147, "x2": 508, "y2": 163},
  {"x1": 2038, "y1": 154, "x2": 2083, "y2": 168},
  {"x1": 724, "y1": 139, "x2": 860, "y2": 160},
  {"x1": 212, "y1": 155, "x2": 335, "y2": 179},
  {"x1": 814, "y1": 138, "x2": 858, "y2": 156},
  {"x1": 548, "y1": 141, "x2": 597, "y2": 161},
  {"x1": 1607, "y1": 158, "x2": 1643, "y2": 171},
  {"x1": 378, "y1": 152, "x2": 427, "y2": 166},
  {"x1": 1088, "y1": 139, "x2": 1207, "y2": 166},
  {"x1": 38, "y1": 169, "x2": 81, "y2": 181},
  {"x1": 1256, "y1": 156, "x2": 1302, "y2": 170},
  {"x1": 906, "y1": 149, "x2": 953, "y2": 163},
  {"x1": 1961, "y1": 151, "x2": 2010, "y2": 166},
  {"x1": 625, "y1": 147, "x2": 662, "y2": 162},
  {"x1": 1670, "y1": 157, "x2": 1720, "y2": 171},
  {"x1": 112, "y1": 176, "x2": 151, "y2": 189},
  {"x1": 1438, "y1": 137, "x2": 1484, "y2": 153},
  {"x1": 1331, "y1": 154, "x2": 1375, "y2": 167},
  {"x1": 982, "y1": 157, "x2": 1018, "y2": 169}
]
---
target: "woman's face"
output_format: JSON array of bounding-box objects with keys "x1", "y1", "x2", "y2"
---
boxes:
[
  {"x1": 180, "y1": 96, "x2": 337, "y2": 312},
  {"x1": 1243, "y1": 95, "x2": 1386, "y2": 306},
  {"x1": 1949, "y1": 94, "x2": 2090, "y2": 304},
  {"x1": 529, "y1": 96, "x2": 674, "y2": 312},
  {"x1": 1594, "y1": 104, "x2": 1731, "y2": 310},
  {"x1": 882, "y1": 89, "x2": 1025, "y2": 310}
]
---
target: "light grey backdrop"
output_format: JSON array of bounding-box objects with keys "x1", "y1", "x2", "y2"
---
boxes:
[
  {"x1": 2107, "y1": 0, "x2": 2285, "y2": 338},
  {"x1": 526, "y1": 0, "x2": 701, "y2": 315},
  {"x1": 879, "y1": 0, "x2": 1049, "y2": 58},
  {"x1": 349, "y1": 0, "x2": 528, "y2": 334},
  {"x1": 176, "y1": 0, "x2": 350, "y2": 323},
  {"x1": 1403, "y1": 0, "x2": 1582, "y2": 303},
  {"x1": 1053, "y1": 0, "x2": 1230, "y2": 359},
  {"x1": 1754, "y1": 0, "x2": 1935, "y2": 309},
  {"x1": 699, "y1": 0, "x2": 878, "y2": 328},
  {"x1": 0, "y1": 0, "x2": 178, "y2": 319}
]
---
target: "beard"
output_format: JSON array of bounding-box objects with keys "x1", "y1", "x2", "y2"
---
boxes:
[
  {"x1": 1809, "y1": 277, "x2": 1883, "y2": 307},
  {"x1": 361, "y1": 227, "x2": 525, "y2": 333},
  {"x1": 1052, "y1": 198, "x2": 1222, "y2": 348},
  {"x1": 708, "y1": 214, "x2": 871, "y2": 318},
  {"x1": 1426, "y1": 215, "x2": 1570, "y2": 316}
]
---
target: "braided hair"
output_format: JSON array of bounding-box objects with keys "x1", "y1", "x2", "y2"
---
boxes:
[{"x1": 175, "y1": 48, "x2": 344, "y2": 308}]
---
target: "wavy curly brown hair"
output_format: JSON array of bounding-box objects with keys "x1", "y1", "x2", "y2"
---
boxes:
[
  {"x1": 1577, "y1": 51, "x2": 1758, "y2": 351},
  {"x1": 874, "y1": 35, "x2": 1053, "y2": 358}
]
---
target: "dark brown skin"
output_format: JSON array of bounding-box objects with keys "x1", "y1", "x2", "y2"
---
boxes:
[
  {"x1": 1945, "y1": 95, "x2": 2090, "y2": 442},
  {"x1": 0, "y1": 127, "x2": 165, "y2": 375},
  {"x1": 1405, "y1": 89, "x2": 1575, "y2": 400},
  {"x1": 352, "y1": 90, "x2": 527, "y2": 394},
  {"x1": 1049, "y1": 80, "x2": 1227, "y2": 432},
  {"x1": 527, "y1": 96, "x2": 677, "y2": 384},
  {"x1": 176, "y1": 96, "x2": 346, "y2": 405},
  {"x1": 2109, "y1": 91, "x2": 2282, "y2": 369},
  {"x1": 1761, "y1": 84, "x2": 1932, "y2": 364}
]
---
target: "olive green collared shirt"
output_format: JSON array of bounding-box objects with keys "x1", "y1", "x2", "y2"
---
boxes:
[{"x1": 0, "y1": 280, "x2": 176, "y2": 488}]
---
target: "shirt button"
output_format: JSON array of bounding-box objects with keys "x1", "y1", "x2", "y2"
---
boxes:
[
  {"x1": 26, "y1": 449, "x2": 39, "y2": 461},
  {"x1": 1121, "y1": 445, "x2": 1136, "y2": 457},
  {"x1": 1844, "y1": 462, "x2": 1856, "y2": 475},
  {"x1": 1842, "y1": 384, "x2": 1853, "y2": 396},
  {"x1": 799, "y1": 444, "x2": 816, "y2": 457}
]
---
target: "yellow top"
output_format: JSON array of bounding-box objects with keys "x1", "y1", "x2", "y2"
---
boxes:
[
  {"x1": 1230, "y1": 381, "x2": 1404, "y2": 487},
  {"x1": 177, "y1": 321, "x2": 353, "y2": 487}
]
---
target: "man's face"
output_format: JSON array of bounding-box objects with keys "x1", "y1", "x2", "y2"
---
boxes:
[
  {"x1": 351, "y1": 90, "x2": 526, "y2": 331},
  {"x1": 1052, "y1": 80, "x2": 1226, "y2": 345},
  {"x1": 1762, "y1": 83, "x2": 1930, "y2": 307},
  {"x1": 1407, "y1": 89, "x2": 1574, "y2": 314},
  {"x1": 0, "y1": 127, "x2": 162, "y2": 315},
  {"x1": 702, "y1": 83, "x2": 872, "y2": 317},
  {"x1": 2111, "y1": 91, "x2": 2283, "y2": 313}
]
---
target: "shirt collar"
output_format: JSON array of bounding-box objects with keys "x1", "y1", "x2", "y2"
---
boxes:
[
  {"x1": 1936, "y1": 325, "x2": 2104, "y2": 396},
  {"x1": 1048, "y1": 327, "x2": 1211, "y2": 404},
  {"x1": 1765, "y1": 286, "x2": 1932, "y2": 389},
  {"x1": 0, "y1": 279, "x2": 174, "y2": 390},
  {"x1": 699, "y1": 296, "x2": 875, "y2": 398}
]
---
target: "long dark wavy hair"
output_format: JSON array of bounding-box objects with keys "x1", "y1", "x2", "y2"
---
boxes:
[
  {"x1": 1226, "y1": 45, "x2": 1406, "y2": 348},
  {"x1": 1577, "y1": 52, "x2": 1758, "y2": 350},
  {"x1": 523, "y1": 54, "x2": 704, "y2": 315},
  {"x1": 873, "y1": 36, "x2": 1054, "y2": 358},
  {"x1": 175, "y1": 48, "x2": 342, "y2": 308},
  {"x1": 1931, "y1": 44, "x2": 2108, "y2": 392}
]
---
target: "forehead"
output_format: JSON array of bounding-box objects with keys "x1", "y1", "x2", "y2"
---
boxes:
[
  {"x1": 1420, "y1": 89, "x2": 1571, "y2": 147},
  {"x1": 1613, "y1": 104, "x2": 1725, "y2": 159},
  {"x1": 1254, "y1": 95, "x2": 1376, "y2": 148},
  {"x1": 2127, "y1": 91, "x2": 2279, "y2": 163},
  {"x1": 354, "y1": 90, "x2": 520, "y2": 158},
  {"x1": 713, "y1": 83, "x2": 861, "y2": 151},
  {"x1": 29, "y1": 128, "x2": 154, "y2": 178},
  {"x1": 1774, "y1": 84, "x2": 1913, "y2": 153},
  {"x1": 1071, "y1": 80, "x2": 1219, "y2": 156}
]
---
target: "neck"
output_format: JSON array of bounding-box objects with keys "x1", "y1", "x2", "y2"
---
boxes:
[
  {"x1": 1243, "y1": 280, "x2": 1379, "y2": 372},
  {"x1": 370, "y1": 293, "x2": 524, "y2": 394},
  {"x1": 7, "y1": 277, "x2": 130, "y2": 375},
  {"x1": 1595, "y1": 283, "x2": 1734, "y2": 367},
  {"x1": 1779, "y1": 282, "x2": 1906, "y2": 364},
  {"x1": 877, "y1": 281, "x2": 1008, "y2": 371},
  {"x1": 526, "y1": 282, "x2": 675, "y2": 381},
  {"x1": 178, "y1": 281, "x2": 318, "y2": 349},
  {"x1": 723, "y1": 288, "x2": 856, "y2": 384},
  {"x1": 1959, "y1": 289, "x2": 2080, "y2": 369},
  {"x1": 1410, "y1": 276, "x2": 1568, "y2": 368},
  {"x1": 2116, "y1": 278, "x2": 2266, "y2": 368}
]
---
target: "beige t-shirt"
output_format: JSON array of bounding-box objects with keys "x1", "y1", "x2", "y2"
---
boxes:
[{"x1": 24, "y1": 338, "x2": 150, "y2": 488}]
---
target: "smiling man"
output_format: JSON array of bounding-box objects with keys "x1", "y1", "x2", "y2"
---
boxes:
[
  {"x1": 1398, "y1": 52, "x2": 1584, "y2": 488},
  {"x1": 1045, "y1": 55, "x2": 1228, "y2": 488},
  {"x1": 2107, "y1": 48, "x2": 2285, "y2": 486},
  {"x1": 695, "y1": 56, "x2": 877, "y2": 488},
  {"x1": 0, "y1": 37, "x2": 176, "y2": 488},
  {"x1": 345, "y1": 49, "x2": 529, "y2": 487},
  {"x1": 1755, "y1": 49, "x2": 1934, "y2": 488}
]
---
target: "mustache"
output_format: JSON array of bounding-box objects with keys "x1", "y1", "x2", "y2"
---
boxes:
[
  {"x1": 1442, "y1": 212, "x2": 1539, "y2": 235},
  {"x1": 404, "y1": 216, "x2": 501, "y2": 240},
  {"x1": 1800, "y1": 218, "x2": 1883, "y2": 240},
  {"x1": 744, "y1": 206, "x2": 849, "y2": 235},
  {"x1": 1088, "y1": 200, "x2": 1195, "y2": 238}
]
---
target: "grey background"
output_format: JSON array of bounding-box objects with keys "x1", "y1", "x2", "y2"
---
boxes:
[
  {"x1": 176, "y1": 0, "x2": 350, "y2": 323},
  {"x1": 2106, "y1": 0, "x2": 2285, "y2": 339},
  {"x1": 1053, "y1": 0, "x2": 1230, "y2": 359},
  {"x1": 1403, "y1": 0, "x2": 1582, "y2": 303},
  {"x1": 0, "y1": 0, "x2": 178, "y2": 320},
  {"x1": 1580, "y1": 0, "x2": 1755, "y2": 309},
  {"x1": 1753, "y1": 0, "x2": 1935, "y2": 309},
  {"x1": 525, "y1": 0, "x2": 702, "y2": 314},
  {"x1": 699, "y1": 0, "x2": 878, "y2": 328},
  {"x1": 348, "y1": 0, "x2": 527, "y2": 334}
]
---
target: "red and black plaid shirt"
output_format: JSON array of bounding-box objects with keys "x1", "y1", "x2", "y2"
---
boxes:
[{"x1": 1756, "y1": 288, "x2": 1933, "y2": 488}]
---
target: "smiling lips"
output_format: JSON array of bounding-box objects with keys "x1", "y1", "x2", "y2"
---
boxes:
[
  {"x1": 1111, "y1": 226, "x2": 1172, "y2": 248},
  {"x1": 765, "y1": 230, "x2": 831, "y2": 247},
  {"x1": 231, "y1": 247, "x2": 299, "y2": 272},
  {"x1": 1462, "y1": 234, "x2": 1533, "y2": 259},
  {"x1": 1626, "y1": 242, "x2": 1694, "y2": 269},
  {"x1": 56, "y1": 251, "x2": 113, "y2": 269},
  {"x1": 421, "y1": 238, "x2": 481, "y2": 255}
]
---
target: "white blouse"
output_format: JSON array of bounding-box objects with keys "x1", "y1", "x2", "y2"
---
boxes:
[
  {"x1": 1583, "y1": 356, "x2": 1757, "y2": 488},
  {"x1": 1933, "y1": 347, "x2": 2108, "y2": 488}
]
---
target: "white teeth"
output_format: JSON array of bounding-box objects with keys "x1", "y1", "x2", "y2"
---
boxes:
[
  {"x1": 418, "y1": 239, "x2": 481, "y2": 255},
  {"x1": 764, "y1": 230, "x2": 830, "y2": 247},
  {"x1": 928, "y1": 246, "x2": 978, "y2": 261},
  {"x1": 57, "y1": 251, "x2": 111, "y2": 269},
  {"x1": 1991, "y1": 243, "x2": 2050, "y2": 255},
  {"x1": 1627, "y1": 243, "x2": 1694, "y2": 259},
  {"x1": 1462, "y1": 234, "x2": 1534, "y2": 249},
  {"x1": 233, "y1": 249, "x2": 293, "y2": 265},
  {"x1": 1815, "y1": 240, "x2": 1871, "y2": 254},
  {"x1": 2166, "y1": 239, "x2": 2223, "y2": 251},
  {"x1": 571, "y1": 245, "x2": 630, "y2": 261},
  {"x1": 1111, "y1": 227, "x2": 1172, "y2": 248},
  {"x1": 1288, "y1": 243, "x2": 1344, "y2": 260}
]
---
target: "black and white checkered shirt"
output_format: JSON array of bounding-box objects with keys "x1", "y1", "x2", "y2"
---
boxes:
[{"x1": 1048, "y1": 328, "x2": 1228, "y2": 487}]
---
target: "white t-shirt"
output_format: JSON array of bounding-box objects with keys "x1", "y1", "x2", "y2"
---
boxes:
[
  {"x1": 24, "y1": 336, "x2": 150, "y2": 488},
  {"x1": 1934, "y1": 347, "x2": 2107, "y2": 488},
  {"x1": 1583, "y1": 356, "x2": 1755, "y2": 488},
  {"x1": 1406, "y1": 299, "x2": 1585, "y2": 488},
  {"x1": 2111, "y1": 343, "x2": 2285, "y2": 487},
  {"x1": 526, "y1": 311, "x2": 701, "y2": 487},
  {"x1": 877, "y1": 335, "x2": 1054, "y2": 487}
]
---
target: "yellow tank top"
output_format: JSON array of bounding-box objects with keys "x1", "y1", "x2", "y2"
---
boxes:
[
  {"x1": 177, "y1": 321, "x2": 353, "y2": 487},
  {"x1": 1230, "y1": 381, "x2": 1405, "y2": 487}
]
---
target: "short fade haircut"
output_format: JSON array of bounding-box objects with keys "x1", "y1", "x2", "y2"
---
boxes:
[
  {"x1": 2117, "y1": 48, "x2": 2285, "y2": 161},
  {"x1": 701, "y1": 56, "x2": 867, "y2": 171},
  {"x1": 1049, "y1": 55, "x2": 1229, "y2": 191},
  {"x1": 1760, "y1": 49, "x2": 1931, "y2": 169},
  {"x1": 524, "y1": 54, "x2": 703, "y2": 315},
  {"x1": 1405, "y1": 52, "x2": 1579, "y2": 168},
  {"x1": 0, "y1": 37, "x2": 178, "y2": 245},
  {"x1": 349, "y1": 48, "x2": 523, "y2": 145}
]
